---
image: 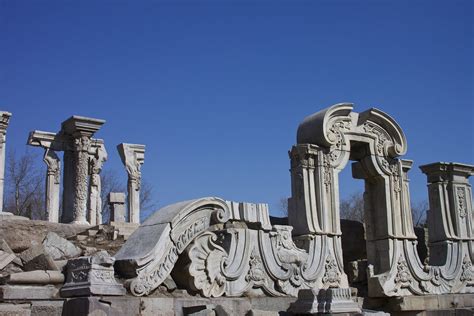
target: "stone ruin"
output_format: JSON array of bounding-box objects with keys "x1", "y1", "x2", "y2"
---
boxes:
[{"x1": 0, "y1": 103, "x2": 472, "y2": 315}]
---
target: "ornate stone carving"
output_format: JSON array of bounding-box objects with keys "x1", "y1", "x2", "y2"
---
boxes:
[
  {"x1": 322, "y1": 255, "x2": 341, "y2": 288},
  {"x1": 112, "y1": 103, "x2": 472, "y2": 305},
  {"x1": 88, "y1": 142, "x2": 107, "y2": 225},
  {"x1": 457, "y1": 187, "x2": 467, "y2": 218},
  {"x1": 43, "y1": 149, "x2": 61, "y2": 222},
  {"x1": 61, "y1": 251, "x2": 125, "y2": 297},
  {"x1": 115, "y1": 198, "x2": 230, "y2": 296},
  {"x1": 117, "y1": 143, "x2": 145, "y2": 224},
  {"x1": 460, "y1": 255, "x2": 473, "y2": 284},
  {"x1": 394, "y1": 256, "x2": 412, "y2": 291}
]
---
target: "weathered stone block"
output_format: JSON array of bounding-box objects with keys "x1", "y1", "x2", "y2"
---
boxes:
[
  {"x1": 0, "y1": 250, "x2": 16, "y2": 270},
  {"x1": 19, "y1": 245, "x2": 58, "y2": 271},
  {"x1": 3, "y1": 270, "x2": 64, "y2": 284},
  {"x1": 31, "y1": 301, "x2": 63, "y2": 316},
  {"x1": 60, "y1": 251, "x2": 125, "y2": 297},
  {"x1": 140, "y1": 298, "x2": 174, "y2": 316},
  {"x1": 0, "y1": 303, "x2": 31, "y2": 316},
  {"x1": 42, "y1": 232, "x2": 82, "y2": 260},
  {"x1": 0, "y1": 285, "x2": 59, "y2": 299}
]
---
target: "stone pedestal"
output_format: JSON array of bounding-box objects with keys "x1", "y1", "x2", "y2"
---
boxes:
[
  {"x1": 108, "y1": 192, "x2": 126, "y2": 223},
  {"x1": 117, "y1": 143, "x2": 145, "y2": 224},
  {"x1": 60, "y1": 251, "x2": 125, "y2": 297},
  {"x1": 0, "y1": 111, "x2": 12, "y2": 214},
  {"x1": 289, "y1": 288, "x2": 361, "y2": 314}
]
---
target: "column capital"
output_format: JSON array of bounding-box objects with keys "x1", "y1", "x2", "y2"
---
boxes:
[
  {"x1": 420, "y1": 162, "x2": 474, "y2": 183},
  {"x1": 117, "y1": 143, "x2": 145, "y2": 188},
  {"x1": 61, "y1": 116, "x2": 105, "y2": 139}
]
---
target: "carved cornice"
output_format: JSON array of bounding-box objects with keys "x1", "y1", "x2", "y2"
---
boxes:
[{"x1": 296, "y1": 103, "x2": 407, "y2": 159}]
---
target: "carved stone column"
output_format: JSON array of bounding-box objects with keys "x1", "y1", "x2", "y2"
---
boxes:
[
  {"x1": 117, "y1": 143, "x2": 145, "y2": 224},
  {"x1": 62, "y1": 116, "x2": 105, "y2": 225},
  {"x1": 88, "y1": 141, "x2": 107, "y2": 226},
  {"x1": 43, "y1": 149, "x2": 61, "y2": 222},
  {"x1": 420, "y1": 162, "x2": 474, "y2": 265},
  {"x1": 0, "y1": 111, "x2": 12, "y2": 214}
]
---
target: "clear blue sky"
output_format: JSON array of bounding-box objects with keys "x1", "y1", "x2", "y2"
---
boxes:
[{"x1": 1, "y1": 0, "x2": 473, "y2": 217}]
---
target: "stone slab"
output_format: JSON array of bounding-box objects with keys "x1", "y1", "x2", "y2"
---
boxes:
[
  {"x1": 363, "y1": 294, "x2": 474, "y2": 313},
  {"x1": 0, "y1": 303, "x2": 31, "y2": 316},
  {"x1": 0, "y1": 250, "x2": 16, "y2": 270},
  {"x1": 0, "y1": 285, "x2": 59, "y2": 299},
  {"x1": 0, "y1": 238, "x2": 22, "y2": 266},
  {"x1": 30, "y1": 301, "x2": 64, "y2": 316}
]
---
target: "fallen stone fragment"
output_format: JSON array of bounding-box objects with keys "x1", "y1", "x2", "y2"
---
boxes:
[
  {"x1": 42, "y1": 232, "x2": 82, "y2": 260},
  {"x1": 19, "y1": 245, "x2": 58, "y2": 271},
  {"x1": 61, "y1": 251, "x2": 125, "y2": 297},
  {"x1": 0, "y1": 250, "x2": 16, "y2": 270},
  {"x1": 54, "y1": 260, "x2": 68, "y2": 271},
  {"x1": 0, "y1": 284, "x2": 59, "y2": 299},
  {"x1": 0, "y1": 238, "x2": 22, "y2": 266},
  {"x1": 3, "y1": 270, "x2": 64, "y2": 284}
]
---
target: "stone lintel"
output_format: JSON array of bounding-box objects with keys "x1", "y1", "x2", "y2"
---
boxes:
[
  {"x1": 61, "y1": 116, "x2": 105, "y2": 138},
  {"x1": 28, "y1": 130, "x2": 105, "y2": 151}
]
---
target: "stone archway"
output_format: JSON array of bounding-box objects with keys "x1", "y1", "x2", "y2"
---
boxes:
[{"x1": 288, "y1": 103, "x2": 473, "y2": 296}]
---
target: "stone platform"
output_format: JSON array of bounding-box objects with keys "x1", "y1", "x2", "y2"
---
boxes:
[{"x1": 1, "y1": 293, "x2": 473, "y2": 315}]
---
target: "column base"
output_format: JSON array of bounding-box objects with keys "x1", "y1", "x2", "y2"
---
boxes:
[{"x1": 289, "y1": 288, "x2": 361, "y2": 314}]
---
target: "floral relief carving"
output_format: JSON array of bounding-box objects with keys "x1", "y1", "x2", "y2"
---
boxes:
[
  {"x1": 460, "y1": 255, "x2": 473, "y2": 283},
  {"x1": 322, "y1": 255, "x2": 341, "y2": 288},
  {"x1": 457, "y1": 187, "x2": 467, "y2": 218},
  {"x1": 394, "y1": 256, "x2": 412, "y2": 291}
]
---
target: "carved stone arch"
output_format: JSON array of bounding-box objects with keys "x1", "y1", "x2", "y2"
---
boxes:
[
  {"x1": 290, "y1": 103, "x2": 474, "y2": 297},
  {"x1": 291, "y1": 103, "x2": 415, "y2": 292}
]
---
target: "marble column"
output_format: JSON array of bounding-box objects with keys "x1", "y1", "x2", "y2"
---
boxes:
[
  {"x1": 0, "y1": 112, "x2": 12, "y2": 214},
  {"x1": 43, "y1": 149, "x2": 61, "y2": 222},
  {"x1": 62, "y1": 116, "x2": 105, "y2": 225},
  {"x1": 117, "y1": 143, "x2": 145, "y2": 224},
  {"x1": 88, "y1": 141, "x2": 107, "y2": 226}
]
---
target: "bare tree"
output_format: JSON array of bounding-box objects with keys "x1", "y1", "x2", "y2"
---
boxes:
[
  {"x1": 340, "y1": 191, "x2": 365, "y2": 222},
  {"x1": 100, "y1": 167, "x2": 157, "y2": 222},
  {"x1": 278, "y1": 197, "x2": 289, "y2": 217},
  {"x1": 412, "y1": 200, "x2": 428, "y2": 227},
  {"x1": 4, "y1": 149, "x2": 45, "y2": 219}
]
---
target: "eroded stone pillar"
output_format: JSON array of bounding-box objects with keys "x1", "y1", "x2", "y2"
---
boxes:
[
  {"x1": 108, "y1": 192, "x2": 126, "y2": 223},
  {"x1": 0, "y1": 112, "x2": 12, "y2": 213},
  {"x1": 117, "y1": 143, "x2": 145, "y2": 224},
  {"x1": 43, "y1": 149, "x2": 60, "y2": 222},
  {"x1": 88, "y1": 141, "x2": 107, "y2": 226},
  {"x1": 62, "y1": 116, "x2": 105, "y2": 225},
  {"x1": 420, "y1": 162, "x2": 474, "y2": 264}
]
